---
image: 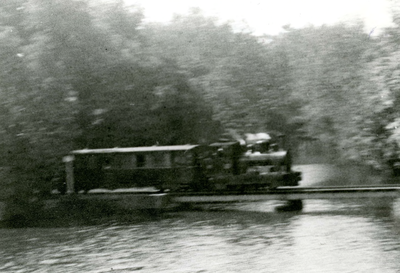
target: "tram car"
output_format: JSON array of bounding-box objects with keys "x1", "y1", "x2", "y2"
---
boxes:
[
  {"x1": 65, "y1": 145, "x2": 203, "y2": 193},
  {"x1": 63, "y1": 135, "x2": 301, "y2": 193}
]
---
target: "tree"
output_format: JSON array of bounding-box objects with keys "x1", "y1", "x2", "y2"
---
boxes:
[{"x1": 144, "y1": 10, "x2": 304, "y2": 141}]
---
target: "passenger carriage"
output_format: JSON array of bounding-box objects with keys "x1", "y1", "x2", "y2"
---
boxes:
[{"x1": 65, "y1": 145, "x2": 204, "y2": 193}]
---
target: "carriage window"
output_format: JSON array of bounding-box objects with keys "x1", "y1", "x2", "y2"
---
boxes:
[
  {"x1": 164, "y1": 153, "x2": 172, "y2": 166},
  {"x1": 158, "y1": 153, "x2": 171, "y2": 167},
  {"x1": 145, "y1": 154, "x2": 154, "y2": 167},
  {"x1": 173, "y1": 152, "x2": 193, "y2": 166},
  {"x1": 144, "y1": 153, "x2": 171, "y2": 168}
]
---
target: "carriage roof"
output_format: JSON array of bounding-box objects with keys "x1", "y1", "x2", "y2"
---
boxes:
[{"x1": 71, "y1": 145, "x2": 199, "y2": 155}]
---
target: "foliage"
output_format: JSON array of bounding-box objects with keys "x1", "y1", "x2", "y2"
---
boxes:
[{"x1": 144, "y1": 10, "x2": 302, "y2": 140}]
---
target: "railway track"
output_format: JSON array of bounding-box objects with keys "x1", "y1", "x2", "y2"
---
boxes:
[{"x1": 171, "y1": 185, "x2": 400, "y2": 203}]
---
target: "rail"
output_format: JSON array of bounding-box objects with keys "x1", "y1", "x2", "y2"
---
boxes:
[{"x1": 170, "y1": 185, "x2": 400, "y2": 203}]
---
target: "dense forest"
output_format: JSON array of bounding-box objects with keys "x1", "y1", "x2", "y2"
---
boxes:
[{"x1": 1, "y1": 0, "x2": 400, "y2": 204}]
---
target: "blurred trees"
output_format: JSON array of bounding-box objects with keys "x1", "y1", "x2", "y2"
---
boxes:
[
  {"x1": 267, "y1": 24, "x2": 375, "y2": 162},
  {"x1": 1, "y1": 0, "x2": 400, "y2": 206},
  {"x1": 144, "y1": 14, "x2": 378, "y2": 164},
  {"x1": 144, "y1": 8, "x2": 400, "y2": 170},
  {"x1": 0, "y1": 0, "x2": 218, "y2": 200},
  {"x1": 144, "y1": 10, "x2": 301, "y2": 136}
]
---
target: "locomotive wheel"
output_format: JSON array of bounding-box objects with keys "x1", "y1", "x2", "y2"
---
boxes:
[{"x1": 276, "y1": 200, "x2": 303, "y2": 212}]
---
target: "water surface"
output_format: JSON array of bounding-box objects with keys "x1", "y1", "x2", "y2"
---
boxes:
[{"x1": 1, "y1": 165, "x2": 400, "y2": 273}]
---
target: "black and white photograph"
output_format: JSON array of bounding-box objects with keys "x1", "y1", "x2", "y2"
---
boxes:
[{"x1": 1, "y1": 0, "x2": 400, "y2": 272}]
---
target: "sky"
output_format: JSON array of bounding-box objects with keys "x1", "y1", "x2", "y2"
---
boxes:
[{"x1": 126, "y1": 0, "x2": 395, "y2": 35}]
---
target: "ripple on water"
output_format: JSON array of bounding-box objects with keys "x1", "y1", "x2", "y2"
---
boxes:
[{"x1": 1, "y1": 198, "x2": 400, "y2": 272}]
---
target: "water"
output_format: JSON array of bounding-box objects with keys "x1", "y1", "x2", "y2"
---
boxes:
[{"x1": 1, "y1": 165, "x2": 400, "y2": 273}]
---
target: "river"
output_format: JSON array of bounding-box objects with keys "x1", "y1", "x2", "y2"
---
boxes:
[{"x1": 1, "y1": 165, "x2": 400, "y2": 273}]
